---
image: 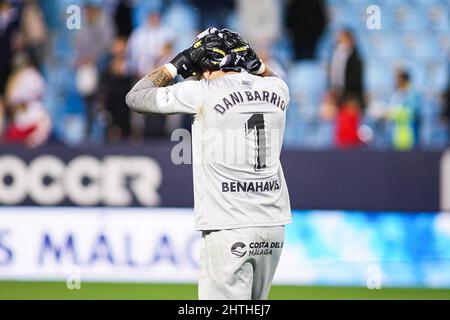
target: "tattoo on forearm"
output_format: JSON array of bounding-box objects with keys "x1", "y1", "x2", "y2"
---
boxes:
[{"x1": 147, "y1": 67, "x2": 173, "y2": 87}]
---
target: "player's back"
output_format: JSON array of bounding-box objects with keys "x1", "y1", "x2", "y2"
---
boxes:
[{"x1": 192, "y1": 72, "x2": 291, "y2": 230}]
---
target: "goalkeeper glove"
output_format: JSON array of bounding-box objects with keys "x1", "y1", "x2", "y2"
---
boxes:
[
  {"x1": 219, "y1": 29, "x2": 265, "y2": 74},
  {"x1": 169, "y1": 44, "x2": 204, "y2": 79},
  {"x1": 219, "y1": 51, "x2": 255, "y2": 72}
]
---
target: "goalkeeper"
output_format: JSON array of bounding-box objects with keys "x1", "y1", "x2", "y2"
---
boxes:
[{"x1": 126, "y1": 28, "x2": 291, "y2": 300}]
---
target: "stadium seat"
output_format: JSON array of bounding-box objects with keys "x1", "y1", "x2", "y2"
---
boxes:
[
  {"x1": 315, "y1": 31, "x2": 334, "y2": 61},
  {"x1": 424, "y1": 60, "x2": 449, "y2": 94},
  {"x1": 285, "y1": 95, "x2": 318, "y2": 148},
  {"x1": 271, "y1": 37, "x2": 295, "y2": 67},
  {"x1": 163, "y1": 1, "x2": 198, "y2": 52},
  {"x1": 367, "y1": 32, "x2": 403, "y2": 59},
  {"x1": 365, "y1": 59, "x2": 394, "y2": 94},
  {"x1": 436, "y1": 33, "x2": 450, "y2": 56},
  {"x1": 286, "y1": 61, "x2": 330, "y2": 148},
  {"x1": 326, "y1": 0, "x2": 346, "y2": 6},
  {"x1": 392, "y1": 4, "x2": 428, "y2": 31},
  {"x1": 420, "y1": 100, "x2": 449, "y2": 148},
  {"x1": 315, "y1": 121, "x2": 335, "y2": 148},
  {"x1": 378, "y1": 0, "x2": 407, "y2": 5},
  {"x1": 287, "y1": 62, "x2": 328, "y2": 98},
  {"x1": 327, "y1": 4, "x2": 354, "y2": 30},
  {"x1": 402, "y1": 32, "x2": 439, "y2": 60},
  {"x1": 409, "y1": 63, "x2": 428, "y2": 92},
  {"x1": 427, "y1": 4, "x2": 450, "y2": 31},
  {"x1": 409, "y1": 0, "x2": 448, "y2": 6},
  {"x1": 132, "y1": 0, "x2": 164, "y2": 28}
]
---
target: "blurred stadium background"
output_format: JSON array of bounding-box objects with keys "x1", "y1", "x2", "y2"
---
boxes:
[{"x1": 0, "y1": 0, "x2": 450, "y2": 299}]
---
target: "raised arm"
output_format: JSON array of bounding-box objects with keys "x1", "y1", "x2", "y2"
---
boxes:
[
  {"x1": 126, "y1": 42, "x2": 204, "y2": 114},
  {"x1": 125, "y1": 65, "x2": 176, "y2": 114}
]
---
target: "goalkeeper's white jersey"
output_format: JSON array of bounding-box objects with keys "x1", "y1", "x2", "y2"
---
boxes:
[{"x1": 155, "y1": 71, "x2": 292, "y2": 230}]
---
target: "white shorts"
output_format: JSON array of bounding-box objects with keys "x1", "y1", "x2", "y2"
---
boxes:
[{"x1": 198, "y1": 226, "x2": 285, "y2": 300}]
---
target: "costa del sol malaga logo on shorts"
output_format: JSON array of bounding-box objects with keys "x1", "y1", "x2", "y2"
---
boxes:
[{"x1": 231, "y1": 242, "x2": 247, "y2": 258}]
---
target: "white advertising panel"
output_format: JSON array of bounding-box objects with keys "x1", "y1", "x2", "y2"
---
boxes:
[{"x1": 0, "y1": 208, "x2": 200, "y2": 283}]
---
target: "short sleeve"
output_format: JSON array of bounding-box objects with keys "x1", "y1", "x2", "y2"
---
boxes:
[{"x1": 155, "y1": 80, "x2": 204, "y2": 115}]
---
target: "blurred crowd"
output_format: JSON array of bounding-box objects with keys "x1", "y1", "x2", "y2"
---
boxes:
[{"x1": 0, "y1": 0, "x2": 448, "y2": 150}]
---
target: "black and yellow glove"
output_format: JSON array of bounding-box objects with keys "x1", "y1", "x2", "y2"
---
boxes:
[
  {"x1": 169, "y1": 39, "x2": 206, "y2": 79},
  {"x1": 219, "y1": 51, "x2": 260, "y2": 73},
  {"x1": 219, "y1": 29, "x2": 264, "y2": 74}
]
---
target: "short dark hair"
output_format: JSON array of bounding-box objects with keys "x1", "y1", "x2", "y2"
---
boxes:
[{"x1": 398, "y1": 69, "x2": 411, "y2": 83}]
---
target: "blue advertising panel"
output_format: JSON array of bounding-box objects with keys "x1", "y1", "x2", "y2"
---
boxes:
[{"x1": 280, "y1": 210, "x2": 450, "y2": 287}]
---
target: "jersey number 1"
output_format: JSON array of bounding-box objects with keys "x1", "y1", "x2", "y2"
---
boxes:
[{"x1": 246, "y1": 114, "x2": 267, "y2": 171}]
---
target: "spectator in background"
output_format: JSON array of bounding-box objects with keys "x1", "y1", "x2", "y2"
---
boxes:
[
  {"x1": 3, "y1": 52, "x2": 51, "y2": 147},
  {"x1": 0, "y1": 0, "x2": 20, "y2": 95},
  {"x1": 236, "y1": 0, "x2": 281, "y2": 55},
  {"x1": 127, "y1": 8, "x2": 175, "y2": 77},
  {"x1": 334, "y1": 93, "x2": 362, "y2": 148},
  {"x1": 114, "y1": 0, "x2": 133, "y2": 38},
  {"x1": 386, "y1": 69, "x2": 421, "y2": 150},
  {"x1": 74, "y1": 1, "x2": 115, "y2": 140},
  {"x1": 127, "y1": 7, "x2": 175, "y2": 139},
  {"x1": 99, "y1": 37, "x2": 132, "y2": 142},
  {"x1": 75, "y1": 2, "x2": 115, "y2": 69},
  {"x1": 17, "y1": 0, "x2": 47, "y2": 68},
  {"x1": 286, "y1": 0, "x2": 326, "y2": 60},
  {"x1": 329, "y1": 29, "x2": 364, "y2": 111}
]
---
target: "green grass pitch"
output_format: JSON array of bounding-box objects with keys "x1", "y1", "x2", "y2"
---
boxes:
[{"x1": 0, "y1": 281, "x2": 449, "y2": 300}]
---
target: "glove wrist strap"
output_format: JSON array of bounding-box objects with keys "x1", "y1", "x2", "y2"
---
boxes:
[
  {"x1": 164, "y1": 63, "x2": 178, "y2": 78},
  {"x1": 255, "y1": 61, "x2": 266, "y2": 75}
]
